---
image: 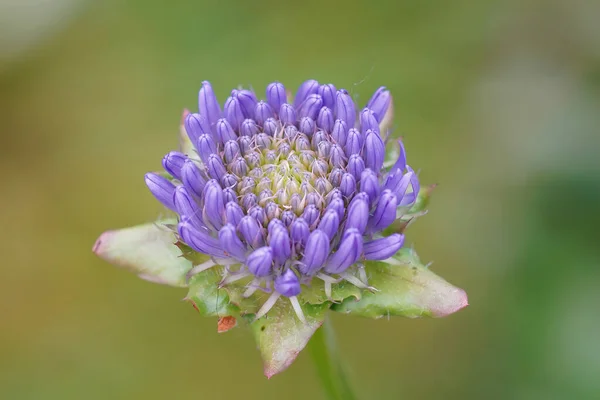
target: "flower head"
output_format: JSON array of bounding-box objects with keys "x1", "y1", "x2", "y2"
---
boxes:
[{"x1": 145, "y1": 80, "x2": 419, "y2": 320}]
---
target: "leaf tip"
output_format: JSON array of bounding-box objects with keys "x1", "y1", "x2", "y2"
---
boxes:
[
  {"x1": 92, "y1": 230, "x2": 112, "y2": 258},
  {"x1": 432, "y1": 287, "x2": 469, "y2": 317}
]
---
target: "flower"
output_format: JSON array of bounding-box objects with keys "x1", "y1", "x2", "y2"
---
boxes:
[{"x1": 94, "y1": 79, "x2": 468, "y2": 378}]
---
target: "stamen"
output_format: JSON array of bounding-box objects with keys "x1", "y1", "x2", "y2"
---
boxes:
[
  {"x1": 340, "y1": 272, "x2": 378, "y2": 292},
  {"x1": 289, "y1": 296, "x2": 307, "y2": 324},
  {"x1": 255, "y1": 292, "x2": 281, "y2": 320},
  {"x1": 243, "y1": 278, "x2": 262, "y2": 298},
  {"x1": 219, "y1": 271, "x2": 252, "y2": 287}
]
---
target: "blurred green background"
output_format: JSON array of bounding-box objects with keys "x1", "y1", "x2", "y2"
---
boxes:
[{"x1": 1, "y1": 0, "x2": 599, "y2": 399}]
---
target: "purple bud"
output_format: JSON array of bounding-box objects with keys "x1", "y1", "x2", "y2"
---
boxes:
[
  {"x1": 367, "y1": 87, "x2": 391, "y2": 123},
  {"x1": 284, "y1": 125, "x2": 298, "y2": 140},
  {"x1": 221, "y1": 140, "x2": 239, "y2": 164},
  {"x1": 198, "y1": 81, "x2": 221, "y2": 126},
  {"x1": 290, "y1": 218, "x2": 310, "y2": 244},
  {"x1": 345, "y1": 193, "x2": 370, "y2": 233},
  {"x1": 363, "y1": 234, "x2": 405, "y2": 260},
  {"x1": 254, "y1": 101, "x2": 274, "y2": 125},
  {"x1": 311, "y1": 129, "x2": 328, "y2": 149},
  {"x1": 347, "y1": 154, "x2": 365, "y2": 180},
  {"x1": 294, "y1": 79, "x2": 319, "y2": 108},
  {"x1": 359, "y1": 108, "x2": 379, "y2": 134},
  {"x1": 299, "y1": 151, "x2": 315, "y2": 167},
  {"x1": 238, "y1": 176, "x2": 254, "y2": 195},
  {"x1": 385, "y1": 171, "x2": 414, "y2": 200},
  {"x1": 225, "y1": 201, "x2": 244, "y2": 226},
  {"x1": 302, "y1": 204, "x2": 320, "y2": 227},
  {"x1": 294, "y1": 134, "x2": 311, "y2": 151},
  {"x1": 216, "y1": 118, "x2": 237, "y2": 143},
  {"x1": 324, "y1": 228, "x2": 363, "y2": 274},
  {"x1": 203, "y1": 180, "x2": 225, "y2": 229},
  {"x1": 242, "y1": 193, "x2": 257, "y2": 211},
  {"x1": 275, "y1": 268, "x2": 301, "y2": 297},
  {"x1": 266, "y1": 82, "x2": 287, "y2": 112},
  {"x1": 206, "y1": 154, "x2": 227, "y2": 180},
  {"x1": 269, "y1": 227, "x2": 291, "y2": 264},
  {"x1": 184, "y1": 113, "x2": 211, "y2": 144},
  {"x1": 223, "y1": 187, "x2": 237, "y2": 204},
  {"x1": 369, "y1": 189, "x2": 397, "y2": 232},
  {"x1": 331, "y1": 119, "x2": 347, "y2": 146},
  {"x1": 340, "y1": 173, "x2": 357, "y2": 197},
  {"x1": 162, "y1": 151, "x2": 186, "y2": 180},
  {"x1": 248, "y1": 205, "x2": 267, "y2": 226},
  {"x1": 281, "y1": 210, "x2": 295, "y2": 227},
  {"x1": 279, "y1": 103, "x2": 296, "y2": 125},
  {"x1": 197, "y1": 134, "x2": 217, "y2": 164},
  {"x1": 360, "y1": 168, "x2": 381, "y2": 204},
  {"x1": 299, "y1": 230, "x2": 330, "y2": 275},
  {"x1": 299, "y1": 117, "x2": 316, "y2": 136},
  {"x1": 345, "y1": 128, "x2": 363, "y2": 156},
  {"x1": 290, "y1": 193, "x2": 303, "y2": 214},
  {"x1": 224, "y1": 96, "x2": 245, "y2": 130},
  {"x1": 312, "y1": 159, "x2": 329, "y2": 176},
  {"x1": 328, "y1": 168, "x2": 344, "y2": 187},
  {"x1": 317, "y1": 83, "x2": 337, "y2": 109},
  {"x1": 239, "y1": 215, "x2": 265, "y2": 247},
  {"x1": 220, "y1": 174, "x2": 238, "y2": 188},
  {"x1": 181, "y1": 159, "x2": 206, "y2": 198},
  {"x1": 178, "y1": 220, "x2": 226, "y2": 258},
  {"x1": 329, "y1": 144, "x2": 346, "y2": 168},
  {"x1": 318, "y1": 209, "x2": 340, "y2": 240},
  {"x1": 246, "y1": 247, "x2": 273, "y2": 277},
  {"x1": 267, "y1": 218, "x2": 285, "y2": 233},
  {"x1": 278, "y1": 142, "x2": 291, "y2": 156},
  {"x1": 335, "y1": 89, "x2": 356, "y2": 129},
  {"x1": 317, "y1": 107, "x2": 334, "y2": 132},
  {"x1": 235, "y1": 90, "x2": 257, "y2": 118},
  {"x1": 306, "y1": 191, "x2": 323, "y2": 208},
  {"x1": 240, "y1": 119, "x2": 259, "y2": 137},
  {"x1": 219, "y1": 223, "x2": 247, "y2": 261},
  {"x1": 228, "y1": 156, "x2": 246, "y2": 176},
  {"x1": 144, "y1": 173, "x2": 177, "y2": 211},
  {"x1": 298, "y1": 94, "x2": 323, "y2": 120},
  {"x1": 265, "y1": 201, "x2": 281, "y2": 220},
  {"x1": 390, "y1": 139, "x2": 407, "y2": 174},
  {"x1": 315, "y1": 177, "x2": 331, "y2": 194},
  {"x1": 363, "y1": 129, "x2": 385, "y2": 172},
  {"x1": 398, "y1": 166, "x2": 420, "y2": 207},
  {"x1": 256, "y1": 133, "x2": 272, "y2": 149},
  {"x1": 325, "y1": 196, "x2": 345, "y2": 220},
  {"x1": 263, "y1": 117, "x2": 280, "y2": 136}
]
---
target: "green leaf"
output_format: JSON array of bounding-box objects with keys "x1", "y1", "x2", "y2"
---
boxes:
[
  {"x1": 93, "y1": 220, "x2": 192, "y2": 287},
  {"x1": 249, "y1": 300, "x2": 328, "y2": 378},
  {"x1": 299, "y1": 279, "x2": 362, "y2": 305},
  {"x1": 332, "y1": 248, "x2": 468, "y2": 318},
  {"x1": 185, "y1": 270, "x2": 237, "y2": 317}
]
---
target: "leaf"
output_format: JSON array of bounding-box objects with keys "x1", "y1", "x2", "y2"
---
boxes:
[
  {"x1": 332, "y1": 248, "x2": 468, "y2": 318},
  {"x1": 299, "y1": 279, "x2": 362, "y2": 305},
  {"x1": 93, "y1": 220, "x2": 192, "y2": 287},
  {"x1": 249, "y1": 300, "x2": 328, "y2": 378},
  {"x1": 185, "y1": 269, "x2": 237, "y2": 316}
]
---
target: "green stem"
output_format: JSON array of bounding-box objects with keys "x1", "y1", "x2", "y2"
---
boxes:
[{"x1": 308, "y1": 317, "x2": 358, "y2": 400}]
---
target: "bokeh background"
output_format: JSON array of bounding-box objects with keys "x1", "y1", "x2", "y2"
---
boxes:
[{"x1": 1, "y1": 0, "x2": 599, "y2": 399}]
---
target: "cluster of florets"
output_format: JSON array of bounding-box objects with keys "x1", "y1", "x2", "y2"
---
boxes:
[{"x1": 145, "y1": 80, "x2": 419, "y2": 321}]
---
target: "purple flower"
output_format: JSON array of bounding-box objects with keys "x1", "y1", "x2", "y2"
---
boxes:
[{"x1": 146, "y1": 80, "x2": 418, "y2": 316}]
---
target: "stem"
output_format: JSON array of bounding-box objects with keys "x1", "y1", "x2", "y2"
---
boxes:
[{"x1": 308, "y1": 317, "x2": 358, "y2": 400}]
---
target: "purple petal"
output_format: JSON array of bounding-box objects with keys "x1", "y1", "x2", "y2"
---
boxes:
[
  {"x1": 239, "y1": 215, "x2": 265, "y2": 247},
  {"x1": 316, "y1": 107, "x2": 334, "y2": 132},
  {"x1": 224, "y1": 96, "x2": 245, "y2": 130},
  {"x1": 206, "y1": 154, "x2": 227, "y2": 180},
  {"x1": 363, "y1": 129, "x2": 385, "y2": 172},
  {"x1": 317, "y1": 83, "x2": 337, "y2": 109},
  {"x1": 225, "y1": 201, "x2": 244, "y2": 227},
  {"x1": 399, "y1": 166, "x2": 420, "y2": 207},
  {"x1": 263, "y1": 117, "x2": 280, "y2": 136},
  {"x1": 340, "y1": 173, "x2": 357, "y2": 197},
  {"x1": 360, "y1": 168, "x2": 381, "y2": 205},
  {"x1": 317, "y1": 209, "x2": 340, "y2": 240},
  {"x1": 298, "y1": 94, "x2": 323, "y2": 120},
  {"x1": 359, "y1": 108, "x2": 379, "y2": 134},
  {"x1": 290, "y1": 218, "x2": 310, "y2": 245},
  {"x1": 178, "y1": 220, "x2": 226, "y2": 258},
  {"x1": 235, "y1": 90, "x2": 257, "y2": 118},
  {"x1": 368, "y1": 189, "x2": 397, "y2": 232},
  {"x1": 366, "y1": 86, "x2": 391, "y2": 123},
  {"x1": 144, "y1": 173, "x2": 177, "y2": 211},
  {"x1": 299, "y1": 230, "x2": 330, "y2": 275},
  {"x1": 299, "y1": 117, "x2": 316, "y2": 136},
  {"x1": 269, "y1": 226, "x2": 291, "y2": 264},
  {"x1": 240, "y1": 119, "x2": 260, "y2": 137},
  {"x1": 184, "y1": 113, "x2": 211, "y2": 144},
  {"x1": 329, "y1": 144, "x2": 346, "y2": 168},
  {"x1": 216, "y1": 118, "x2": 237, "y2": 143},
  {"x1": 345, "y1": 128, "x2": 363, "y2": 156},
  {"x1": 281, "y1": 210, "x2": 295, "y2": 227},
  {"x1": 162, "y1": 151, "x2": 186, "y2": 180},
  {"x1": 274, "y1": 268, "x2": 301, "y2": 297},
  {"x1": 279, "y1": 103, "x2": 296, "y2": 125},
  {"x1": 345, "y1": 192, "x2": 370, "y2": 233},
  {"x1": 331, "y1": 119, "x2": 347, "y2": 146},
  {"x1": 255, "y1": 101, "x2": 274, "y2": 125},
  {"x1": 302, "y1": 204, "x2": 320, "y2": 227},
  {"x1": 325, "y1": 196, "x2": 345, "y2": 220},
  {"x1": 266, "y1": 82, "x2": 287, "y2": 112},
  {"x1": 390, "y1": 139, "x2": 407, "y2": 174},
  {"x1": 223, "y1": 140, "x2": 241, "y2": 164},
  {"x1": 294, "y1": 79, "x2": 319, "y2": 108},
  {"x1": 363, "y1": 234, "x2": 405, "y2": 260},
  {"x1": 324, "y1": 228, "x2": 363, "y2": 274},
  {"x1": 219, "y1": 223, "x2": 247, "y2": 261},
  {"x1": 202, "y1": 180, "x2": 225, "y2": 229},
  {"x1": 181, "y1": 159, "x2": 206, "y2": 198},
  {"x1": 347, "y1": 154, "x2": 365, "y2": 180},
  {"x1": 335, "y1": 89, "x2": 356, "y2": 129},
  {"x1": 197, "y1": 133, "x2": 217, "y2": 164},
  {"x1": 246, "y1": 246, "x2": 274, "y2": 277},
  {"x1": 198, "y1": 81, "x2": 221, "y2": 126}
]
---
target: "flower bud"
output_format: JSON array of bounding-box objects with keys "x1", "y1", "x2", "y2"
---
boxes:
[
  {"x1": 266, "y1": 82, "x2": 286, "y2": 112},
  {"x1": 279, "y1": 103, "x2": 296, "y2": 126},
  {"x1": 345, "y1": 128, "x2": 363, "y2": 156},
  {"x1": 325, "y1": 196, "x2": 345, "y2": 220},
  {"x1": 184, "y1": 113, "x2": 211, "y2": 144},
  {"x1": 294, "y1": 79, "x2": 319, "y2": 108},
  {"x1": 363, "y1": 234, "x2": 405, "y2": 260},
  {"x1": 331, "y1": 119, "x2": 347, "y2": 146},
  {"x1": 178, "y1": 220, "x2": 225, "y2": 258},
  {"x1": 340, "y1": 173, "x2": 357, "y2": 197},
  {"x1": 360, "y1": 168, "x2": 381, "y2": 204},
  {"x1": 225, "y1": 201, "x2": 244, "y2": 227},
  {"x1": 299, "y1": 117, "x2": 316, "y2": 135},
  {"x1": 281, "y1": 210, "x2": 295, "y2": 227},
  {"x1": 203, "y1": 180, "x2": 225, "y2": 229},
  {"x1": 324, "y1": 228, "x2": 363, "y2": 274},
  {"x1": 335, "y1": 89, "x2": 356, "y2": 129},
  {"x1": 318, "y1": 209, "x2": 340, "y2": 239},
  {"x1": 239, "y1": 215, "x2": 265, "y2": 248},
  {"x1": 290, "y1": 218, "x2": 309, "y2": 244},
  {"x1": 219, "y1": 223, "x2": 247, "y2": 261},
  {"x1": 368, "y1": 189, "x2": 397, "y2": 232},
  {"x1": 207, "y1": 154, "x2": 227, "y2": 180},
  {"x1": 299, "y1": 230, "x2": 330, "y2": 275},
  {"x1": 302, "y1": 204, "x2": 320, "y2": 227},
  {"x1": 198, "y1": 81, "x2": 221, "y2": 126},
  {"x1": 223, "y1": 140, "x2": 241, "y2": 163},
  {"x1": 347, "y1": 154, "x2": 365, "y2": 180},
  {"x1": 246, "y1": 246, "x2": 273, "y2": 277},
  {"x1": 224, "y1": 96, "x2": 245, "y2": 130},
  {"x1": 144, "y1": 173, "x2": 177, "y2": 211},
  {"x1": 162, "y1": 151, "x2": 186, "y2": 180},
  {"x1": 359, "y1": 108, "x2": 379, "y2": 134},
  {"x1": 274, "y1": 268, "x2": 301, "y2": 297},
  {"x1": 255, "y1": 101, "x2": 274, "y2": 125},
  {"x1": 269, "y1": 226, "x2": 291, "y2": 264},
  {"x1": 366, "y1": 86, "x2": 391, "y2": 123},
  {"x1": 216, "y1": 118, "x2": 237, "y2": 143},
  {"x1": 220, "y1": 174, "x2": 238, "y2": 188},
  {"x1": 364, "y1": 129, "x2": 385, "y2": 172},
  {"x1": 317, "y1": 107, "x2": 334, "y2": 132},
  {"x1": 235, "y1": 90, "x2": 257, "y2": 118},
  {"x1": 317, "y1": 83, "x2": 337, "y2": 109},
  {"x1": 240, "y1": 119, "x2": 260, "y2": 137},
  {"x1": 329, "y1": 144, "x2": 345, "y2": 168},
  {"x1": 345, "y1": 193, "x2": 369, "y2": 233},
  {"x1": 181, "y1": 159, "x2": 206, "y2": 198}
]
